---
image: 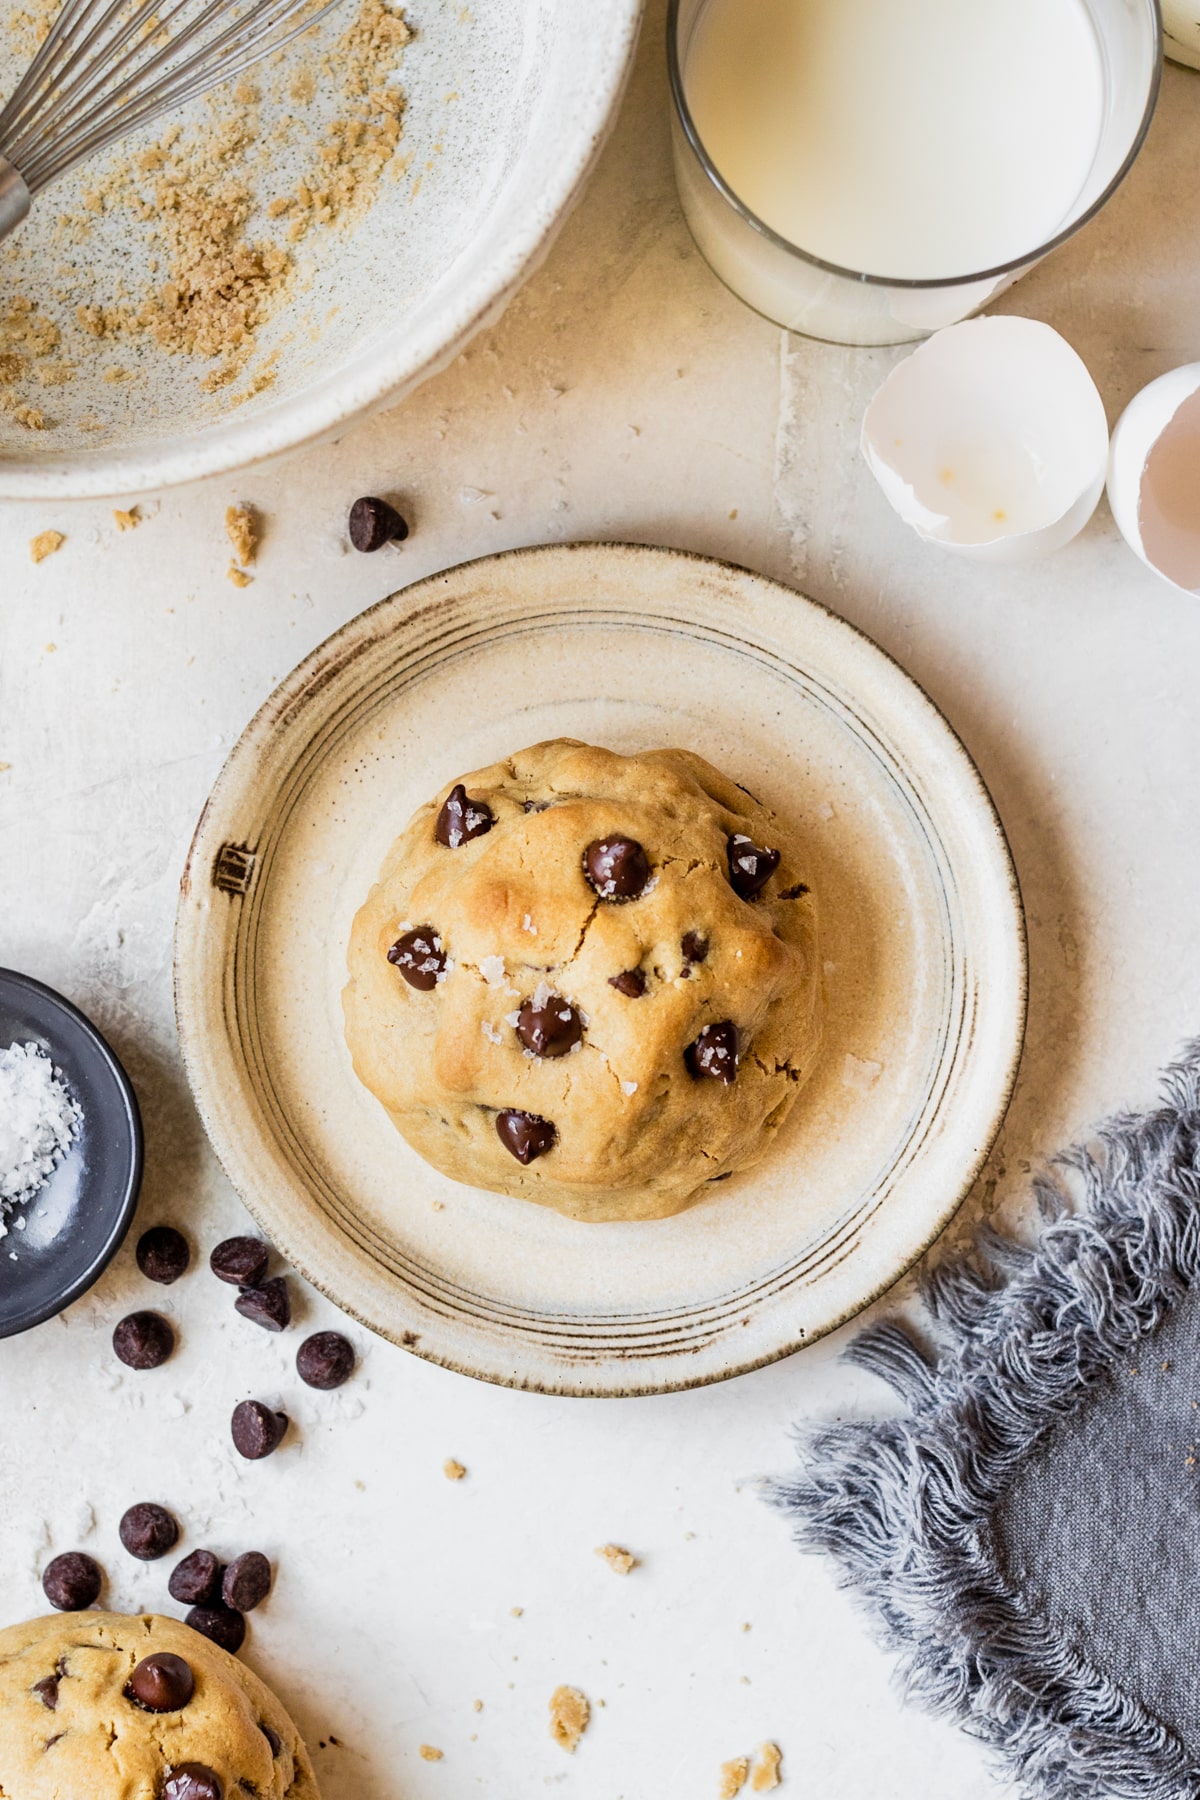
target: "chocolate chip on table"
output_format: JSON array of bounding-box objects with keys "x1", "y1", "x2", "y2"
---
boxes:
[
  {"x1": 135, "y1": 1225, "x2": 190, "y2": 1284},
  {"x1": 222, "y1": 1552, "x2": 272, "y2": 1613},
  {"x1": 185, "y1": 1604, "x2": 246, "y2": 1655},
  {"x1": 681, "y1": 931, "x2": 709, "y2": 964},
  {"x1": 685, "y1": 1021, "x2": 741, "y2": 1085},
  {"x1": 387, "y1": 926, "x2": 447, "y2": 991},
  {"x1": 42, "y1": 1551, "x2": 102, "y2": 1612},
  {"x1": 235, "y1": 1276, "x2": 291, "y2": 1333},
  {"x1": 169, "y1": 1549, "x2": 224, "y2": 1608},
  {"x1": 231, "y1": 1400, "x2": 289, "y2": 1460},
  {"x1": 435, "y1": 783, "x2": 494, "y2": 848},
  {"x1": 296, "y1": 1330, "x2": 355, "y2": 1390},
  {"x1": 516, "y1": 994, "x2": 583, "y2": 1059},
  {"x1": 163, "y1": 1765, "x2": 225, "y2": 1800},
  {"x1": 120, "y1": 1502, "x2": 180, "y2": 1561},
  {"x1": 262, "y1": 1723, "x2": 283, "y2": 1756},
  {"x1": 495, "y1": 1109, "x2": 556, "y2": 1165},
  {"x1": 583, "y1": 835, "x2": 650, "y2": 901},
  {"x1": 125, "y1": 1651, "x2": 194, "y2": 1712},
  {"x1": 210, "y1": 1236, "x2": 271, "y2": 1287},
  {"x1": 727, "y1": 833, "x2": 781, "y2": 900},
  {"x1": 348, "y1": 495, "x2": 409, "y2": 553},
  {"x1": 113, "y1": 1310, "x2": 175, "y2": 1370},
  {"x1": 608, "y1": 968, "x2": 647, "y2": 999},
  {"x1": 32, "y1": 1675, "x2": 60, "y2": 1708}
]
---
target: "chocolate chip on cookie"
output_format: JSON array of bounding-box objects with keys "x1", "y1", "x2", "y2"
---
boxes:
[
  {"x1": 296, "y1": 1330, "x2": 356, "y2": 1389},
  {"x1": 113, "y1": 1310, "x2": 175, "y2": 1370},
  {"x1": 231, "y1": 1400, "x2": 289, "y2": 1460},
  {"x1": 185, "y1": 1605, "x2": 246, "y2": 1655},
  {"x1": 163, "y1": 1764, "x2": 224, "y2": 1800},
  {"x1": 210, "y1": 1236, "x2": 271, "y2": 1287},
  {"x1": 685, "y1": 1021, "x2": 740, "y2": 1085},
  {"x1": 681, "y1": 931, "x2": 709, "y2": 964},
  {"x1": 496, "y1": 1110, "x2": 557, "y2": 1164},
  {"x1": 126, "y1": 1651, "x2": 194, "y2": 1712},
  {"x1": 583, "y1": 835, "x2": 651, "y2": 901},
  {"x1": 136, "y1": 1225, "x2": 190, "y2": 1284},
  {"x1": 32, "y1": 1674, "x2": 60, "y2": 1708},
  {"x1": 235, "y1": 1276, "x2": 291, "y2": 1333},
  {"x1": 261, "y1": 1723, "x2": 283, "y2": 1755},
  {"x1": 42, "y1": 1551, "x2": 102, "y2": 1611},
  {"x1": 608, "y1": 967, "x2": 647, "y2": 998},
  {"x1": 435, "y1": 783, "x2": 493, "y2": 848},
  {"x1": 516, "y1": 993, "x2": 583, "y2": 1058},
  {"x1": 169, "y1": 1550, "x2": 224, "y2": 1608},
  {"x1": 222, "y1": 1552, "x2": 272, "y2": 1613},
  {"x1": 727, "y1": 834, "x2": 780, "y2": 900},
  {"x1": 120, "y1": 1502, "x2": 179, "y2": 1562},
  {"x1": 387, "y1": 926, "x2": 447, "y2": 990}
]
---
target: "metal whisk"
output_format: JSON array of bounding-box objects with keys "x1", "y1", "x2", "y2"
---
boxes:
[{"x1": 0, "y1": 0, "x2": 343, "y2": 241}]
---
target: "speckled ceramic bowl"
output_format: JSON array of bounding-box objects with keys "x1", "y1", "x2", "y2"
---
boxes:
[{"x1": 0, "y1": 0, "x2": 643, "y2": 499}]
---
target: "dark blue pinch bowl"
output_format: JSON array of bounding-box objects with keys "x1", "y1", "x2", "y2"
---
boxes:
[{"x1": 0, "y1": 968, "x2": 142, "y2": 1338}]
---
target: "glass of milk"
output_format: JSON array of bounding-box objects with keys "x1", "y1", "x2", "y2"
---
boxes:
[{"x1": 669, "y1": 0, "x2": 1161, "y2": 346}]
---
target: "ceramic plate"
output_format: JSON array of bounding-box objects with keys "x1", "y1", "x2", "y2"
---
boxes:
[{"x1": 175, "y1": 543, "x2": 1026, "y2": 1395}]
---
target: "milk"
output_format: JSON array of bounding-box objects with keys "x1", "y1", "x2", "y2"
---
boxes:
[{"x1": 684, "y1": 0, "x2": 1106, "y2": 282}]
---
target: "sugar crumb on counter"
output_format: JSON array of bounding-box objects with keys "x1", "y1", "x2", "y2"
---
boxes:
[
  {"x1": 443, "y1": 1458, "x2": 467, "y2": 1480},
  {"x1": 418, "y1": 1744, "x2": 444, "y2": 1762},
  {"x1": 595, "y1": 1543, "x2": 638, "y2": 1575},
  {"x1": 29, "y1": 529, "x2": 65, "y2": 563},
  {"x1": 750, "y1": 1741, "x2": 783, "y2": 1791},
  {"x1": 719, "y1": 1756, "x2": 750, "y2": 1797},
  {"x1": 548, "y1": 1685, "x2": 590, "y2": 1753}
]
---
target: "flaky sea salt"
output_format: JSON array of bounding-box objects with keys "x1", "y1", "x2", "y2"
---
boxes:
[
  {"x1": 479, "y1": 956, "x2": 507, "y2": 988},
  {"x1": 0, "y1": 1043, "x2": 82, "y2": 1208}
]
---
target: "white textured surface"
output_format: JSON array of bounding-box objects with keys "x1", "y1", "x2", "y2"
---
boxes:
[{"x1": 3, "y1": 7, "x2": 1200, "y2": 1795}]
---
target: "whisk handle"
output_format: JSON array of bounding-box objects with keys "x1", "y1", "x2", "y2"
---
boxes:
[{"x1": 0, "y1": 158, "x2": 31, "y2": 242}]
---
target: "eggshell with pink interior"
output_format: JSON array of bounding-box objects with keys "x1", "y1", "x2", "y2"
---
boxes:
[
  {"x1": 861, "y1": 316, "x2": 1110, "y2": 564},
  {"x1": 1107, "y1": 363, "x2": 1200, "y2": 596}
]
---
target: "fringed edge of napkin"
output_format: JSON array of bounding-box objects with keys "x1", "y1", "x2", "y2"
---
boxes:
[{"x1": 774, "y1": 1042, "x2": 1200, "y2": 1800}]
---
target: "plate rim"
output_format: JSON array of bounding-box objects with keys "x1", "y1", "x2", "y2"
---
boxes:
[{"x1": 174, "y1": 540, "x2": 1028, "y2": 1395}]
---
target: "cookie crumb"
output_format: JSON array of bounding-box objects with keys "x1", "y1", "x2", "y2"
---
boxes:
[
  {"x1": 418, "y1": 1744, "x2": 443, "y2": 1762},
  {"x1": 29, "y1": 529, "x2": 64, "y2": 563},
  {"x1": 227, "y1": 563, "x2": 254, "y2": 588},
  {"x1": 719, "y1": 1756, "x2": 750, "y2": 1797},
  {"x1": 225, "y1": 502, "x2": 259, "y2": 566},
  {"x1": 750, "y1": 1742, "x2": 783, "y2": 1791},
  {"x1": 443, "y1": 1458, "x2": 467, "y2": 1481},
  {"x1": 510, "y1": 1606, "x2": 523, "y2": 1617},
  {"x1": 472, "y1": 1699, "x2": 483, "y2": 1712},
  {"x1": 113, "y1": 507, "x2": 140, "y2": 531},
  {"x1": 595, "y1": 1544, "x2": 637, "y2": 1575},
  {"x1": 549, "y1": 1685, "x2": 589, "y2": 1753}
]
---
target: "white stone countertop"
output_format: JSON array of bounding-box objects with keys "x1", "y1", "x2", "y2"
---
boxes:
[{"x1": 5, "y1": 5, "x2": 1200, "y2": 1795}]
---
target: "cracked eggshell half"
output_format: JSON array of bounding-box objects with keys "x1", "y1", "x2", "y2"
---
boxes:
[
  {"x1": 862, "y1": 316, "x2": 1110, "y2": 565},
  {"x1": 1107, "y1": 363, "x2": 1200, "y2": 596}
]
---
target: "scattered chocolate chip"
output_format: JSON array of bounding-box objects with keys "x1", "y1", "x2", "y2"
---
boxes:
[
  {"x1": 112, "y1": 1310, "x2": 175, "y2": 1370},
  {"x1": 435, "y1": 783, "x2": 494, "y2": 848},
  {"x1": 136, "y1": 1225, "x2": 190, "y2": 1285},
  {"x1": 348, "y1": 495, "x2": 408, "y2": 553},
  {"x1": 120, "y1": 1502, "x2": 179, "y2": 1561},
  {"x1": 32, "y1": 1675, "x2": 59, "y2": 1709},
  {"x1": 222, "y1": 1552, "x2": 272, "y2": 1613},
  {"x1": 126, "y1": 1651, "x2": 194, "y2": 1713},
  {"x1": 231, "y1": 1400, "x2": 288, "y2": 1460},
  {"x1": 780, "y1": 882, "x2": 810, "y2": 900},
  {"x1": 681, "y1": 931, "x2": 709, "y2": 964},
  {"x1": 387, "y1": 926, "x2": 447, "y2": 991},
  {"x1": 583, "y1": 835, "x2": 650, "y2": 901},
  {"x1": 516, "y1": 994, "x2": 583, "y2": 1058},
  {"x1": 163, "y1": 1765, "x2": 225, "y2": 1800},
  {"x1": 41, "y1": 1552, "x2": 102, "y2": 1612},
  {"x1": 210, "y1": 1237, "x2": 270, "y2": 1286},
  {"x1": 685, "y1": 1021, "x2": 740, "y2": 1085},
  {"x1": 235, "y1": 1276, "x2": 291, "y2": 1334},
  {"x1": 608, "y1": 968, "x2": 647, "y2": 999},
  {"x1": 169, "y1": 1549, "x2": 224, "y2": 1608},
  {"x1": 727, "y1": 834, "x2": 780, "y2": 900},
  {"x1": 261, "y1": 1724, "x2": 282, "y2": 1756},
  {"x1": 495, "y1": 1109, "x2": 556, "y2": 1164},
  {"x1": 185, "y1": 1605, "x2": 246, "y2": 1655},
  {"x1": 296, "y1": 1330, "x2": 355, "y2": 1390}
]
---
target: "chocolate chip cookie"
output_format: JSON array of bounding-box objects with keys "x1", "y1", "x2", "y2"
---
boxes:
[
  {"x1": 0, "y1": 1611, "x2": 318, "y2": 1799},
  {"x1": 344, "y1": 740, "x2": 821, "y2": 1221}
]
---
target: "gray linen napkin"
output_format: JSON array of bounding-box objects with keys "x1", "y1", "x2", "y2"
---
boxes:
[{"x1": 778, "y1": 1045, "x2": 1200, "y2": 1800}]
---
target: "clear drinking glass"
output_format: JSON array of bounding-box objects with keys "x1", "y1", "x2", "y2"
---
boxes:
[{"x1": 668, "y1": 0, "x2": 1162, "y2": 348}]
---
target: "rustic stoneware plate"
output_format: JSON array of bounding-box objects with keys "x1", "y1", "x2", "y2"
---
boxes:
[{"x1": 175, "y1": 543, "x2": 1026, "y2": 1395}]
